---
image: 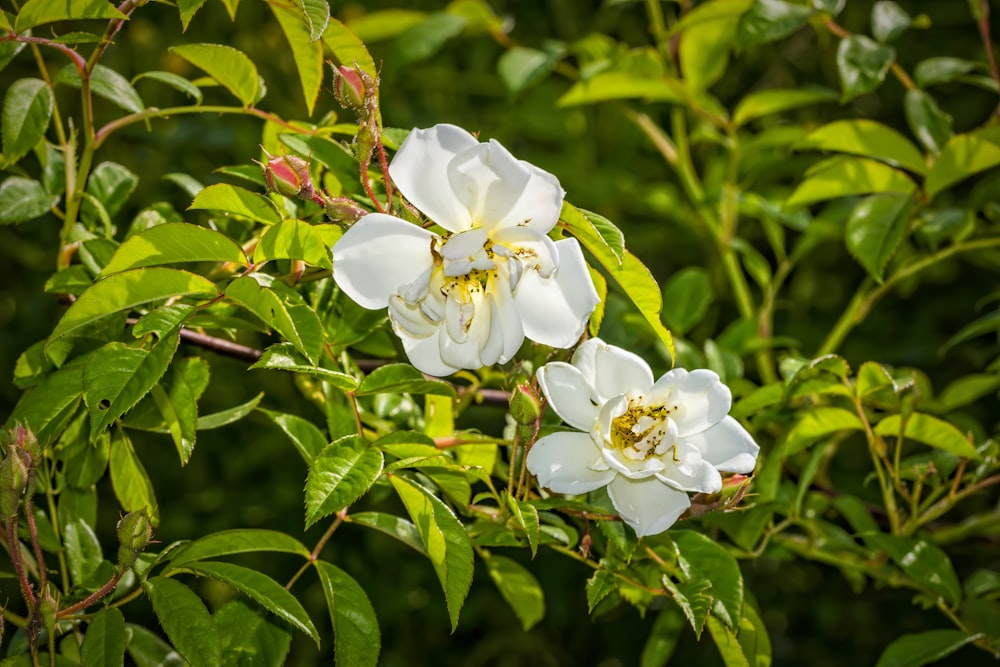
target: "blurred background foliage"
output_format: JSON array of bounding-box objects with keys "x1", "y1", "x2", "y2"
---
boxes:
[{"x1": 1, "y1": 0, "x2": 999, "y2": 665}]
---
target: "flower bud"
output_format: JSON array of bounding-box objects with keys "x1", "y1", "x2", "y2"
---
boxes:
[
  {"x1": 324, "y1": 196, "x2": 368, "y2": 224},
  {"x1": 33, "y1": 588, "x2": 57, "y2": 644},
  {"x1": 15, "y1": 425, "x2": 40, "y2": 467},
  {"x1": 0, "y1": 452, "x2": 29, "y2": 520},
  {"x1": 509, "y1": 384, "x2": 541, "y2": 425},
  {"x1": 261, "y1": 154, "x2": 315, "y2": 200},
  {"x1": 333, "y1": 65, "x2": 367, "y2": 110},
  {"x1": 116, "y1": 510, "x2": 152, "y2": 569}
]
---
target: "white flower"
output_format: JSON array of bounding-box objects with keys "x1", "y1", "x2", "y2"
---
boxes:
[
  {"x1": 526, "y1": 338, "x2": 760, "y2": 537},
  {"x1": 332, "y1": 124, "x2": 600, "y2": 376}
]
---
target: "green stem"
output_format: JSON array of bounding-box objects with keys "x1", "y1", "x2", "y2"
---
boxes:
[{"x1": 819, "y1": 237, "x2": 1000, "y2": 355}]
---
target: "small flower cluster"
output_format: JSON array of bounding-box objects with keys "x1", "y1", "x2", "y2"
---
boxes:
[{"x1": 327, "y1": 123, "x2": 759, "y2": 536}]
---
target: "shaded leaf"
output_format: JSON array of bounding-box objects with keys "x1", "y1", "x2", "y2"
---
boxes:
[
  {"x1": 347, "y1": 511, "x2": 426, "y2": 555},
  {"x1": 785, "y1": 407, "x2": 864, "y2": 455},
  {"x1": 315, "y1": 561, "x2": 381, "y2": 667},
  {"x1": 874, "y1": 630, "x2": 982, "y2": 667},
  {"x1": 2, "y1": 78, "x2": 52, "y2": 166},
  {"x1": 357, "y1": 363, "x2": 455, "y2": 397},
  {"x1": 144, "y1": 577, "x2": 221, "y2": 667},
  {"x1": 257, "y1": 408, "x2": 328, "y2": 463},
  {"x1": 55, "y1": 64, "x2": 144, "y2": 114},
  {"x1": 904, "y1": 90, "x2": 952, "y2": 154},
  {"x1": 864, "y1": 534, "x2": 962, "y2": 606},
  {"x1": 110, "y1": 428, "x2": 158, "y2": 525},
  {"x1": 249, "y1": 343, "x2": 358, "y2": 390},
  {"x1": 662, "y1": 267, "x2": 712, "y2": 335},
  {"x1": 484, "y1": 554, "x2": 545, "y2": 630},
  {"x1": 733, "y1": 86, "x2": 837, "y2": 127},
  {"x1": 558, "y1": 72, "x2": 684, "y2": 107},
  {"x1": 837, "y1": 35, "x2": 895, "y2": 102},
  {"x1": 735, "y1": 0, "x2": 812, "y2": 48},
  {"x1": 845, "y1": 193, "x2": 913, "y2": 282},
  {"x1": 215, "y1": 599, "x2": 292, "y2": 667},
  {"x1": 81, "y1": 608, "x2": 126, "y2": 667},
  {"x1": 0, "y1": 176, "x2": 59, "y2": 224},
  {"x1": 132, "y1": 71, "x2": 203, "y2": 103}
]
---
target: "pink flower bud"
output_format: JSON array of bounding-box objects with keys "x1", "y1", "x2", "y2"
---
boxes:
[
  {"x1": 333, "y1": 65, "x2": 367, "y2": 110},
  {"x1": 262, "y1": 154, "x2": 314, "y2": 200}
]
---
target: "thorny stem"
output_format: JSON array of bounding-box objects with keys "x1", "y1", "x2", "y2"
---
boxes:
[
  {"x1": 6, "y1": 517, "x2": 36, "y2": 606},
  {"x1": 23, "y1": 496, "x2": 47, "y2": 593},
  {"x1": 57, "y1": 570, "x2": 124, "y2": 618},
  {"x1": 376, "y1": 140, "x2": 393, "y2": 211},
  {"x1": 0, "y1": 34, "x2": 88, "y2": 75}
]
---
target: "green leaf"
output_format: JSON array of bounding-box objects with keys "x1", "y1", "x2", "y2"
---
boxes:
[
  {"x1": 640, "y1": 605, "x2": 685, "y2": 667},
  {"x1": 170, "y1": 43, "x2": 260, "y2": 106},
  {"x1": 871, "y1": 1, "x2": 912, "y2": 43},
  {"x1": 49, "y1": 267, "x2": 218, "y2": 344},
  {"x1": 390, "y1": 475, "x2": 474, "y2": 631},
  {"x1": 322, "y1": 18, "x2": 378, "y2": 80},
  {"x1": 562, "y1": 203, "x2": 674, "y2": 358},
  {"x1": 586, "y1": 569, "x2": 616, "y2": 613},
  {"x1": 346, "y1": 9, "x2": 426, "y2": 42},
  {"x1": 796, "y1": 120, "x2": 926, "y2": 174},
  {"x1": 845, "y1": 193, "x2": 913, "y2": 282},
  {"x1": 101, "y1": 223, "x2": 248, "y2": 275},
  {"x1": 785, "y1": 407, "x2": 864, "y2": 455},
  {"x1": 347, "y1": 511, "x2": 426, "y2": 555},
  {"x1": 837, "y1": 35, "x2": 895, "y2": 102},
  {"x1": 166, "y1": 529, "x2": 310, "y2": 569},
  {"x1": 735, "y1": 0, "x2": 813, "y2": 48},
  {"x1": 733, "y1": 86, "x2": 837, "y2": 127},
  {"x1": 315, "y1": 561, "x2": 381, "y2": 667},
  {"x1": 196, "y1": 392, "x2": 263, "y2": 430},
  {"x1": 874, "y1": 630, "x2": 983, "y2": 667},
  {"x1": 707, "y1": 615, "x2": 751, "y2": 667},
  {"x1": 83, "y1": 331, "x2": 180, "y2": 438},
  {"x1": 914, "y1": 57, "x2": 979, "y2": 88},
  {"x1": 143, "y1": 576, "x2": 221, "y2": 667},
  {"x1": 325, "y1": 288, "x2": 388, "y2": 352},
  {"x1": 305, "y1": 435, "x2": 384, "y2": 527},
  {"x1": 254, "y1": 219, "x2": 331, "y2": 268},
  {"x1": 110, "y1": 429, "x2": 158, "y2": 524},
  {"x1": 785, "y1": 156, "x2": 915, "y2": 207},
  {"x1": 2, "y1": 78, "x2": 52, "y2": 166},
  {"x1": 580, "y1": 208, "x2": 626, "y2": 264},
  {"x1": 270, "y1": 0, "x2": 324, "y2": 115},
  {"x1": 0, "y1": 176, "x2": 58, "y2": 224},
  {"x1": 132, "y1": 71, "x2": 203, "y2": 103},
  {"x1": 662, "y1": 266, "x2": 713, "y2": 335},
  {"x1": 738, "y1": 603, "x2": 772, "y2": 667},
  {"x1": 904, "y1": 90, "x2": 953, "y2": 154},
  {"x1": 188, "y1": 183, "x2": 281, "y2": 224},
  {"x1": 559, "y1": 71, "x2": 685, "y2": 107},
  {"x1": 15, "y1": 0, "x2": 127, "y2": 32},
  {"x1": 249, "y1": 343, "x2": 357, "y2": 390},
  {"x1": 356, "y1": 363, "x2": 456, "y2": 397},
  {"x1": 498, "y1": 47, "x2": 559, "y2": 94},
  {"x1": 678, "y1": 0, "x2": 750, "y2": 92},
  {"x1": 224, "y1": 275, "x2": 324, "y2": 363},
  {"x1": 182, "y1": 561, "x2": 319, "y2": 643},
  {"x1": 856, "y1": 360, "x2": 895, "y2": 399},
  {"x1": 150, "y1": 383, "x2": 196, "y2": 465},
  {"x1": 391, "y1": 12, "x2": 467, "y2": 65},
  {"x1": 938, "y1": 374, "x2": 1000, "y2": 411},
  {"x1": 874, "y1": 413, "x2": 980, "y2": 459},
  {"x1": 55, "y1": 64, "x2": 144, "y2": 114},
  {"x1": 83, "y1": 161, "x2": 138, "y2": 220},
  {"x1": 925, "y1": 133, "x2": 1000, "y2": 199},
  {"x1": 4, "y1": 363, "x2": 82, "y2": 446},
  {"x1": 297, "y1": 0, "x2": 330, "y2": 40},
  {"x1": 916, "y1": 208, "x2": 975, "y2": 250},
  {"x1": 64, "y1": 517, "x2": 103, "y2": 588},
  {"x1": 863, "y1": 534, "x2": 962, "y2": 605},
  {"x1": 125, "y1": 624, "x2": 186, "y2": 667},
  {"x1": 661, "y1": 575, "x2": 713, "y2": 638},
  {"x1": 257, "y1": 408, "x2": 328, "y2": 463},
  {"x1": 484, "y1": 554, "x2": 545, "y2": 631},
  {"x1": 215, "y1": 600, "x2": 292, "y2": 667},
  {"x1": 674, "y1": 531, "x2": 743, "y2": 629},
  {"x1": 81, "y1": 608, "x2": 126, "y2": 667},
  {"x1": 176, "y1": 0, "x2": 207, "y2": 30}
]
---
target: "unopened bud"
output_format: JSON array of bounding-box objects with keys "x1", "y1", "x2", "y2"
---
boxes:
[
  {"x1": 509, "y1": 384, "x2": 541, "y2": 425},
  {"x1": 333, "y1": 65, "x2": 367, "y2": 110},
  {"x1": 0, "y1": 452, "x2": 29, "y2": 520},
  {"x1": 116, "y1": 510, "x2": 152, "y2": 569},
  {"x1": 15, "y1": 425, "x2": 40, "y2": 467},
  {"x1": 33, "y1": 588, "x2": 57, "y2": 644},
  {"x1": 261, "y1": 153, "x2": 315, "y2": 200},
  {"x1": 324, "y1": 196, "x2": 368, "y2": 224}
]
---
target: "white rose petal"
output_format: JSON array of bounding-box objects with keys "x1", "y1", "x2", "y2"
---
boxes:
[
  {"x1": 527, "y1": 338, "x2": 760, "y2": 537},
  {"x1": 332, "y1": 123, "x2": 599, "y2": 376}
]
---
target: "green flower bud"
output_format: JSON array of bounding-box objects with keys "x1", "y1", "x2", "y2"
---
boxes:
[
  {"x1": 0, "y1": 452, "x2": 29, "y2": 520},
  {"x1": 15, "y1": 425, "x2": 40, "y2": 467},
  {"x1": 116, "y1": 510, "x2": 152, "y2": 569},
  {"x1": 509, "y1": 384, "x2": 542, "y2": 425},
  {"x1": 33, "y1": 589, "x2": 58, "y2": 644}
]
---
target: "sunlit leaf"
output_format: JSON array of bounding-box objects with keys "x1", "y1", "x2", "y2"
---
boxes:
[
  {"x1": 170, "y1": 43, "x2": 260, "y2": 106},
  {"x1": 874, "y1": 413, "x2": 980, "y2": 459},
  {"x1": 924, "y1": 133, "x2": 1000, "y2": 199},
  {"x1": 796, "y1": 120, "x2": 925, "y2": 174},
  {"x1": 0, "y1": 176, "x2": 59, "y2": 224},
  {"x1": 55, "y1": 63, "x2": 144, "y2": 114},
  {"x1": 559, "y1": 71, "x2": 684, "y2": 107},
  {"x1": 188, "y1": 183, "x2": 281, "y2": 224},
  {"x1": 249, "y1": 343, "x2": 358, "y2": 390},
  {"x1": 166, "y1": 529, "x2": 310, "y2": 569},
  {"x1": 132, "y1": 71, "x2": 203, "y2": 103},
  {"x1": 356, "y1": 363, "x2": 455, "y2": 397},
  {"x1": 2, "y1": 78, "x2": 52, "y2": 166},
  {"x1": 254, "y1": 219, "x2": 331, "y2": 268},
  {"x1": 305, "y1": 435, "x2": 384, "y2": 527},
  {"x1": 225, "y1": 275, "x2": 324, "y2": 363},
  {"x1": 15, "y1": 0, "x2": 126, "y2": 32},
  {"x1": 390, "y1": 475, "x2": 474, "y2": 630},
  {"x1": 786, "y1": 156, "x2": 914, "y2": 207},
  {"x1": 845, "y1": 193, "x2": 913, "y2": 282},
  {"x1": 270, "y1": 0, "x2": 324, "y2": 115},
  {"x1": 101, "y1": 223, "x2": 248, "y2": 275},
  {"x1": 257, "y1": 408, "x2": 329, "y2": 463},
  {"x1": 733, "y1": 86, "x2": 837, "y2": 127},
  {"x1": 785, "y1": 407, "x2": 864, "y2": 454}
]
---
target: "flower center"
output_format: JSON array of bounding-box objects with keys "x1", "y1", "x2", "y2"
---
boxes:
[{"x1": 610, "y1": 398, "x2": 678, "y2": 461}]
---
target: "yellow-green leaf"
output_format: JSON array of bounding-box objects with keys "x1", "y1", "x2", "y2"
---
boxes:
[
  {"x1": 786, "y1": 156, "x2": 915, "y2": 208},
  {"x1": 874, "y1": 413, "x2": 980, "y2": 459}
]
